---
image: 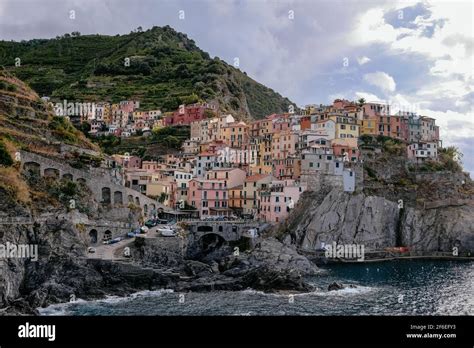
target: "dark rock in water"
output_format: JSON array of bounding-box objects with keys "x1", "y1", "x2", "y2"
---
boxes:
[
  {"x1": 328, "y1": 282, "x2": 345, "y2": 291},
  {"x1": 241, "y1": 265, "x2": 314, "y2": 292},
  {"x1": 327, "y1": 282, "x2": 357, "y2": 291}
]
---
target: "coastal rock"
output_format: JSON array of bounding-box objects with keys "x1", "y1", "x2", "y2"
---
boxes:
[
  {"x1": 240, "y1": 265, "x2": 314, "y2": 292},
  {"x1": 327, "y1": 282, "x2": 344, "y2": 291},
  {"x1": 183, "y1": 260, "x2": 214, "y2": 277},
  {"x1": 246, "y1": 238, "x2": 319, "y2": 275},
  {"x1": 286, "y1": 188, "x2": 474, "y2": 254}
]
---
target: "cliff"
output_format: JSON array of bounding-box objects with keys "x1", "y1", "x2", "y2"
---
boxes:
[
  {"x1": 283, "y1": 189, "x2": 474, "y2": 254},
  {"x1": 280, "y1": 139, "x2": 474, "y2": 256}
]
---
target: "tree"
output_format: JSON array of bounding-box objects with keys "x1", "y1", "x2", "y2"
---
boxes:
[{"x1": 357, "y1": 98, "x2": 366, "y2": 107}]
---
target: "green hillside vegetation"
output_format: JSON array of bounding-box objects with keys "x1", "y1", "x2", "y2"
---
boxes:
[
  {"x1": 96, "y1": 125, "x2": 190, "y2": 159},
  {"x1": 0, "y1": 26, "x2": 295, "y2": 119}
]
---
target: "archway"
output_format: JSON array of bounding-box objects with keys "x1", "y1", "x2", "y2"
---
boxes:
[
  {"x1": 102, "y1": 187, "x2": 111, "y2": 204},
  {"x1": 143, "y1": 204, "x2": 148, "y2": 216},
  {"x1": 114, "y1": 191, "x2": 123, "y2": 205},
  {"x1": 89, "y1": 229, "x2": 98, "y2": 244},
  {"x1": 135, "y1": 197, "x2": 140, "y2": 206},
  {"x1": 62, "y1": 173, "x2": 73, "y2": 181},
  {"x1": 128, "y1": 195, "x2": 134, "y2": 203},
  {"x1": 23, "y1": 161, "x2": 41, "y2": 176},
  {"x1": 44, "y1": 168, "x2": 60, "y2": 179},
  {"x1": 77, "y1": 178, "x2": 86, "y2": 185},
  {"x1": 199, "y1": 233, "x2": 226, "y2": 252}
]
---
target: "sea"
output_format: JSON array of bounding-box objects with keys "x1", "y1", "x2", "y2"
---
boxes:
[{"x1": 39, "y1": 260, "x2": 473, "y2": 316}]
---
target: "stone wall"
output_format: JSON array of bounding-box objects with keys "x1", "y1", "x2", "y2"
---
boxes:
[{"x1": 20, "y1": 151, "x2": 171, "y2": 217}]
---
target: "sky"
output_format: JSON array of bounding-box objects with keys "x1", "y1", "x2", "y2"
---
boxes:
[{"x1": 0, "y1": 0, "x2": 472, "y2": 174}]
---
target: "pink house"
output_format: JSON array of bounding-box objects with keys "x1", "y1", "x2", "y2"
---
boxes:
[
  {"x1": 188, "y1": 179, "x2": 231, "y2": 217},
  {"x1": 205, "y1": 168, "x2": 246, "y2": 188},
  {"x1": 259, "y1": 180, "x2": 305, "y2": 223},
  {"x1": 112, "y1": 154, "x2": 141, "y2": 169}
]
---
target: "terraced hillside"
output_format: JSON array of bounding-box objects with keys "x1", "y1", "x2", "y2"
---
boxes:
[{"x1": 0, "y1": 26, "x2": 295, "y2": 119}]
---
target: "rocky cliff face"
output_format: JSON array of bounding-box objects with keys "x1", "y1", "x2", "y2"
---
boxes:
[{"x1": 282, "y1": 188, "x2": 474, "y2": 255}]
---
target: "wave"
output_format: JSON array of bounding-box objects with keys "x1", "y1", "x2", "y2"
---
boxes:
[
  {"x1": 38, "y1": 289, "x2": 175, "y2": 316},
  {"x1": 238, "y1": 285, "x2": 376, "y2": 299}
]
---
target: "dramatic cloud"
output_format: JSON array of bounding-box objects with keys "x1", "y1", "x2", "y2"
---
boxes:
[
  {"x1": 0, "y1": 0, "x2": 472, "y2": 174},
  {"x1": 363, "y1": 71, "x2": 397, "y2": 93}
]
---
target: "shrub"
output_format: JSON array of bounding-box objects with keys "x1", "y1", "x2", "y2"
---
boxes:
[
  {"x1": 364, "y1": 165, "x2": 377, "y2": 179},
  {"x1": 0, "y1": 140, "x2": 14, "y2": 166}
]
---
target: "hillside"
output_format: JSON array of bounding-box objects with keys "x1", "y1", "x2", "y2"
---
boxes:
[
  {"x1": 0, "y1": 70, "x2": 97, "y2": 155},
  {"x1": 0, "y1": 71, "x2": 99, "y2": 204},
  {"x1": 0, "y1": 26, "x2": 295, "y2": 119}
]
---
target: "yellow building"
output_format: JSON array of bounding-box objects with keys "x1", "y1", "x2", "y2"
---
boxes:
[
  {"x1": 328, "y1": 114, "x2": 359, "y2": 139},
  {"x1": 219, "y1": 121, "x2": 249, "y2": 148},
  {"x1": 359, "y1": 117, "x2": 377, "y2": 136}
]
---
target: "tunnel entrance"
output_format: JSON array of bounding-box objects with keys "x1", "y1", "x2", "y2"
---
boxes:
[{"x1": 199, "y1": 233, "x2": 226, "y2": 252}]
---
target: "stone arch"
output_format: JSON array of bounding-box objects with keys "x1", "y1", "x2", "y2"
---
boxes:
[
  {"x1": 135, "y1": 197, "x2": 140, "y2": 206},
  {"x1": 197, "y1": 225, "x2": 213, "y2": 233},
  {"x1": 113, "y1": 191, "x2": 123, "y2": 205},
  {"x1": 103, "y1": 230, "x2": 112, "y2": 242},
  {"x1": 89, "y1": 229, "x2": 98, "y2": 244},
  {"x1": 62, "y1": 173, "x2": 73, "y2": 181},
  {"x1": 198, "y1": 233, "x2": 226, "y2": 252},
  {"x1": 23, "y1": 161, "x2": 41, "y2": 176},
  {"x1": 44, "y1": 167, "x2": 60, "y2": 179},
  {"x1": 101, "y1": 187, "x2": 111, "y2": 204},
  {"x1": 218, "y1": 225, "x2": 224, "y2": 232},
  {"x1": 77, "y1": 177, "x2": 86, "y2": 185},
  {"x1": 128, "y1": 195, "x2": 134, "y2": 203}
]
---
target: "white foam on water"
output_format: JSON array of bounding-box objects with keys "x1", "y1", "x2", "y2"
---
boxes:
[
  {"x1": 38, "y1": 289, "x2": 175, "y2": 315},
  {"x1": 96, "y1": 289, "x2": 175, "y2": 304}
]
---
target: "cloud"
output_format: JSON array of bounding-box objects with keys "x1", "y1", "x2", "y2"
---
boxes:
[
  {"x1": 357, "y1": 56, "x2": 371, "y2": 65},
  {"x1": 0, "y1": 0, "x2": 472, "y2": 175},
  {"x1": 355, "y1": 91, "x2": 384, "y2": 103},
  {"x1": 363, "y1": 71, "x2": 397, "y2": 93}
]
